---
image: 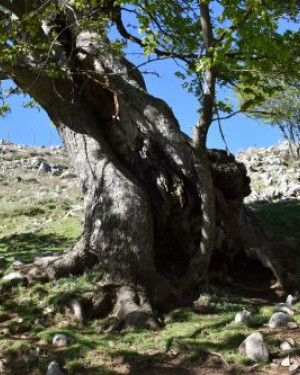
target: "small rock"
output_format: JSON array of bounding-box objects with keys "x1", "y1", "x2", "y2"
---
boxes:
[
  {"x1": 234, "y1": 309, "x2": 252, "y2": 326},
  {"x1": 286, "y1": 338, "x2": 296, "y2": 346},
  {"x1": 43, "y1": 306, "x2": 55, "y2": 315},
  {"x1": 290, "y1": 185, "x2": 300, "y2": 197},
  {"x1": 275, "y1": 303, "x2": 295, "y2": 315},
  {"x1": 11, "y1": 260, "x2": 24, "y2": 269},
  {"x1": 52, "y1": 334, "x2": 73, "y2": 347},
  {"x1": 280, "y1": 337, "x2": 296, "y2": 351},
  {"x1": 239, "y1": 332, "x2": 269, "y2": 362},
  {"x1": 30, "y1": 157, "x2": 44, "y2": 167},
  {"x1": 268, "y1": 312, "x2": 293, "y2": 329},
  {"x1": 280, "y1": 341, "x2": 293, "y2": 351},
  {"x1": 287, "y1": 322, "x2": 298, "y2": 329},
  {"x1": 46, "y1": 361, "x2": 65, "y2": 375},
  {"x1": 38, "y1": 161, "x2": 51, "y2": 173},
  {"x1": 60, "y1": 170, "x2": 77, "y2": 179},
  {"x1": 281, "y1": 356, "x2": 291, "y2": 367},
  {"x1": 193, "y1": 298, "x2": 212, "y2": 314},
  {"x1": 2, "y1": 271, "x2": 25, "y2": 285}
]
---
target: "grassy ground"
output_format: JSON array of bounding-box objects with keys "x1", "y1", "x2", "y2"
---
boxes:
[
  {"x1": 251, "y1": 199, "x2": 300, "y2": 241},
  {"x1": 1, "y1": 276, "x2": 299, "y2": 375},
  {"x1": 0, "y1": 146, "x2": 299, "y2": 374},
  {"x1": 0, "y1": 147, "x2": 83, "y2": 264},
  {"x1": 0, "y1": 197, "x2": 299, "y2": 374}
]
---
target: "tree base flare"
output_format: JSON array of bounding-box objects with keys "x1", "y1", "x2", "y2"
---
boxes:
[{"x1": 24, "y1": 257, "x2": 162, "y2": 331}]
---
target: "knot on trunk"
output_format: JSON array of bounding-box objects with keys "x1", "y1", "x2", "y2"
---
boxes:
[{"x1": 209, "y1": 149, "x2": 251, "y2": 200}]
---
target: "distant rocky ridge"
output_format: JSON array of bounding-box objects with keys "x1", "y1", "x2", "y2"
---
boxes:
[
  {"x1": 236, "y1": 141, "x2": 300, "y2": 203},
  {"x1": 1, "y1": 139, "x2": 299, "y2": 205},
  {"x1": 0, "y1": 139, "x2": 76, "y2": 179},
  {"x1": 0, "y1": 139, "x2": 83, "y2": 240}
]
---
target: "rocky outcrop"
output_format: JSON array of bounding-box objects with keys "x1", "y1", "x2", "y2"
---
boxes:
[
  {"x1": 0, "y1": 140, "x2": 83, "y2": 250},
  {"x1": 236, "y1": 141, "x2": 300, "y2": 202},
  {"x1": 1, "y1": 138, "x2": 298, "y2": 207}
]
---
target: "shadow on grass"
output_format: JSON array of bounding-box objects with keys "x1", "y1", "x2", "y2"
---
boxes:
[
  {"x1": 11, "y1": 358, "x2": 118, "y2": 375},
  {"x1": 251, "y1": 199, "x2": 300, "y2": 240},
  {"x1": 108, "y1": 348, "x2": 233, "y2": 375},
  {"x1": 1, "y1": 300, "x2": 43, "y2": 323},
  {"x1": 0, "y1": 232, "x2": 74, "y2": 262}
]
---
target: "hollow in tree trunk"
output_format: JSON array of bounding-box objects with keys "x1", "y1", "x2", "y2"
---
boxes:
[{"x1": 6, "y1": 31, "x2": 299, "y2": 329}]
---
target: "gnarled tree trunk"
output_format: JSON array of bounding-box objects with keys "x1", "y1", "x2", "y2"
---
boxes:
[{"x1": 5, "y1": 30, "x2": 299, "y2": 328}]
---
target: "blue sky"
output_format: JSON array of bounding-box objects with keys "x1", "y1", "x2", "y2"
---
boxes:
[
  {"x1": 0, "y1": 1, "x2": 292, "y2": 154},
  {"x1": 142, "y1": 59, "x2": 283, "y2": 153},
  {"x1": 0, "y1": 64, "x2": 282, "y2": 154}
]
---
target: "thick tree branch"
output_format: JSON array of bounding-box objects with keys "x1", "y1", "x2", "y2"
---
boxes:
[
  {"x1": 199, "y1": 1, "x2": 214, "y2": 50},
  {"x1": 188, "y1": 2, "x2": 217, "y2": 290},
  {"x1": 193, "y1": 1, "x2": 216, "y2": 150}
]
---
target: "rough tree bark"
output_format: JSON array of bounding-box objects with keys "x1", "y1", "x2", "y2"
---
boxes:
[
  {"x1": 188, "y1": 1, "x2": 217, "y2": 287},
  {"x1": 1, "y1": 18, "x2": 299, "y2": 328}
]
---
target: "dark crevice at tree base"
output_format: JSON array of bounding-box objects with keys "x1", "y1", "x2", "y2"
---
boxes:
[
  {"x1": 21, "y1": 149, "x2": 300, "y2": 328},
  {"x1": 3, "y1": 1, "x2": 300, "y2": 331},
  {"x1": 209, "y1": 250, "x2": 275, "y2": 292}
]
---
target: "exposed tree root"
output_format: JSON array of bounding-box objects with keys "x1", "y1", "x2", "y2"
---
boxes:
[
  {"x1": 23, "y1": 253, "x2": 162, "y2": 330},
  {"x1": 173, "y1": 338, "x2": 232, "y2": 369},
  {"x1": 44, "y1": 251, "x2": 92, "y2": 278},
  {"x1": 115, "y1": 286, "x2": 160, "y2": 330},
  {"x1": 61, "y1": 285, "x2": 161, "y2": 330},
  {"x1": 26, "y1": 238, "x2": 98, "y2": 282},
  {"x1": 214, "y1": 188, "x2": 299, "y2": 292}
]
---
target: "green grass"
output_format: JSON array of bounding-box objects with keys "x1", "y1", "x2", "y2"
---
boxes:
[
  {"x1": 1, "y1": 147, "x2": 300, "y2": 374},
  {"x1": 251, "y1": 199, "x2": 300, "y2": 240},
  {"x1": 0, "y1": 189, "x2": 82, "y2": 264},
  {"x1": 0, "y1": 238, "x2": 299, "y2": 374},
  {"x1": 0, "y1": 229, "x2": 81, "y2": 263}
]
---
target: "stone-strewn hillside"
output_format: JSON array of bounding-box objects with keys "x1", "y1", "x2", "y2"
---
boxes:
[
  {"x1": 1, "y1": 139, "x2": 299, "y2": 212},
  {"x1": 236, "y1": 141, "x2": 300, "y2": 203},
  {"x1": 0, "y1": 140, "x2": 83, "y2": 263},
  {"x1": 0, "y1": 140, "x2": 300, "y2": 375},
  {"x1": 1, "y1": 139, "x2": 299, "y2": 218},
  {"x1": 1, "y1": 138, "x2": 299, "y2": 260}
]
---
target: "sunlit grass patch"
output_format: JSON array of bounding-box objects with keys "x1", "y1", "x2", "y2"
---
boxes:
[{"x1": 1, "y1": 146, "x2": 300, "y2": 374}]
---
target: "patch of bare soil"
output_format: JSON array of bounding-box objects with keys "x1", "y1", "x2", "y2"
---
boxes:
[
  {"x1": 108, "y1": 353, "x2": 266, "y2": 375},
  {"x1": 0, "y1": 274, "x2": 295, "y2": 375}
]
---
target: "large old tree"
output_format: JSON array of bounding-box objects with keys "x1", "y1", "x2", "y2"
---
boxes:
[{"x1": 1, "y1": 0, "x2": 300, "y2": 328}]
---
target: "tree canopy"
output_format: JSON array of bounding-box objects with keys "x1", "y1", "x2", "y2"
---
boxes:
[
  {"x1": 0, "y1": 0, "x2": 299, "y2": 333},
  {"x1": 243, "y1": 79, "x2": 300, "y2": 157},
  {"x1": 0, "y1": 1, "x2": 300, "y2": 146}
]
